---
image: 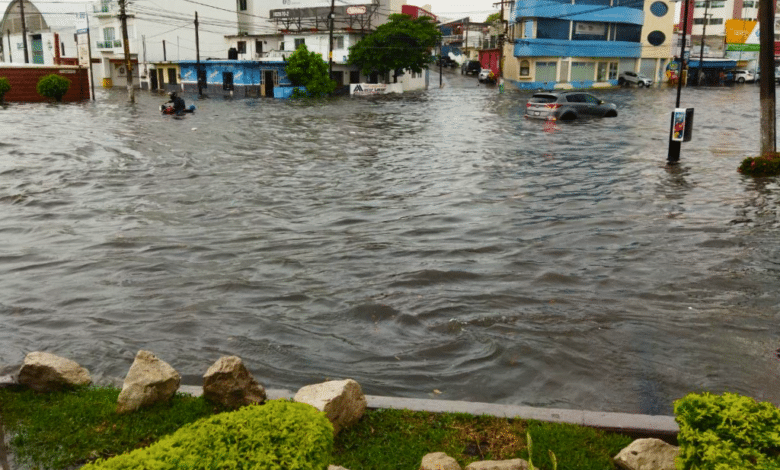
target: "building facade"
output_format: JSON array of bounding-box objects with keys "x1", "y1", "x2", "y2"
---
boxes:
[
  {"x1": 504, "y1": 0, "x2": 675, "y2": 90},
  {"x1": 0, "y1": 0, "x2": 81, "y2": 66}
]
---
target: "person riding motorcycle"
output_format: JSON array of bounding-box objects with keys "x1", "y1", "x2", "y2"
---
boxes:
[{"x1": 166, "y1": 91, "x2": 186, "y2": 114}]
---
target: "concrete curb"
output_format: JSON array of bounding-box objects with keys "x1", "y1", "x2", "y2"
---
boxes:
[{"x1": 179, "y1": 386, "x2": 679, "y2": 439}]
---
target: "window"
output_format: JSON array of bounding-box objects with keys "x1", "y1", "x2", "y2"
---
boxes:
[
  {"x1": 167, "y1": 68, "x2": 177, "y2": 85},
  {"x1": 103, "y1": 27, "x2": 115, "y2": 41},
  {"x1": 743, "y1": 1, "x2": 755, "y2": 6},
  {"x1": 238, "y1": 0, "x2": 247, "y2": 11},
  {"x1": 536, "y1": 19, "x2": 569, "y2": 40},
  {"x1": 255, "y1": 40, "x2": 263, "y2": 56},
  {"x1": 280, "y1": 41, "x2": 285, "y2": 51},
  {"x1": 350, "y1": 70, "x2": 360, "y2": 83},
  {"x1": 573, "y1": 21, "x2": 607, "y2": 41},
  {"x1": 334, "y1": 36, "x2": 344, "y2": 49},
  {"x1": 523, "y1": 19, "x2": 533, "y2": 39},
  {"x1": 237, "y1": 41, "x2": 246, "y2": 53},
  {"x1": 615, "y1": 24, "x2": 641, "y2": 42},
  {"x1": 520, "y1": 59, "x2": 530, "y2": 76},
  {"x1": 608, "y1": 62, "x2": 618, "y2": 79},
  {"x1": 647, "y1": 31, "x2": 666, "y2": 46},
  {"x1": 294, "y1": 38, "x2": 305, "y2": 49},
  {"x1": 650, "y1": 1, "x2": 668, "y2": 16}
]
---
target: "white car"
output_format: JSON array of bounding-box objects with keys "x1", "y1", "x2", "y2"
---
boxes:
[
  {"x1": 618, "y1": 71, "x2": 653, "y2": 87},
  {"x1": 477, "y1": 68, "x2": 496, "y2": 84},
  {"x1": 734, "y1": 70, "x2": 756, "y2": 83}
]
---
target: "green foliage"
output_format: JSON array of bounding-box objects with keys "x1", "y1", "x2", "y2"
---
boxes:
[
  {"x1": 80, "y1": 400, "x2": 334, "y2": 470},
  {"x1": 738, "y1": 153, "x2": 780, "y2": 177},
  {"x1": 36, "y1": 73, "x2": 71, "y2": 101},
  {"x1": 485, "y1": 12, "x2": 502, "y2": 24},
  {"x1": 674, "y1": 392, "x2": 780, "y2": 470},
  {"x1": 0, "y1": 77, "x2": 10, "y2": 101},
  {"x1": 0, "y1": 386, "x2": 224, "y2": 470},
  {"x1": 285, "y1": 44, "x2": 336, "y2": 98},
  {"x1": 348, "y1": 14, "x2": 441, "y2": 80}
]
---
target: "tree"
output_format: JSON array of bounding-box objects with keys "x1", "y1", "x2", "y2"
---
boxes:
[
  {"x1": 485, "y1": 12, "x2": 501, "y2": 25},
  {"x1": 348, "y1": 14, "x2": 441, "y2": 82},
  {"x1": 285, "y1": 44, "x2": 336, "y2": 98}
]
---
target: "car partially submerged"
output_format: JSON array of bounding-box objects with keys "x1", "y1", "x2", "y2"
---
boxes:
[
  {"x1": 478, "y1": 68, "x2": 496, "y2": 84},
  {"x1": 524, "y1": 91, "x2": 618, "y2": 121}
]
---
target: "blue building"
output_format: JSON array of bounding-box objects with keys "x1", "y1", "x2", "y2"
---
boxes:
[
  {"x1": 178, "y1": 60, "x2": 295, "y2": 98},
  {"x1": 505, "y1": 0, "x2": 675, "y2": 90}
]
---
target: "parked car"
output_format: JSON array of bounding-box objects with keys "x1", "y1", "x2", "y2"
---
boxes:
[
  {"x1": 524, "y1": 91, "x2": 618, "y2": 121},
  {"x1": 436, "y1": 55, "x2": 457, "y2": 68},
  {"x1": 461, "y1": 60, "x2": 481, "y2": 75},
  {"x1": 734, "y1": 70, "x2": 756, "y2": 83},
  {"x1": 618, "y1": 71, "x2": 653, "y2": 87},
  {"x1": 478, "y1": 68, "x2": 496, "y2": 84}
]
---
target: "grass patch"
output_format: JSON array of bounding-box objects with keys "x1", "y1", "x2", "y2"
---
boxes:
[{"x1": 0, "y1": 386, "x2": 633, "y2": 470}]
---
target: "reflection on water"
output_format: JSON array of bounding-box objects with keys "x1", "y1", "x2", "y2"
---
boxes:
[{"x1": 0, "y1": 83, "x2": 778, "y2": 414}]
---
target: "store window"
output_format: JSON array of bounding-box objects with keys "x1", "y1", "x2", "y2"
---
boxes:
[{"x1": 520, "y1": 60, "x2": 530, "y2": 76}]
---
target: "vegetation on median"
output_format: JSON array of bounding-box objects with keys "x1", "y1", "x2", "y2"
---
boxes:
[
  {"x1": 738, "y1": 152, "x2": 780, "y2": 177},
  {"x1": 0, "y1": 385, "x2": 631, "y2": 470}
]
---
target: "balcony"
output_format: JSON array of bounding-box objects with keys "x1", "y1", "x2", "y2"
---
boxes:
[
  {"x1": 97, "y1": 40, "x2": 122, "y2": 49},
  {"x1": 93, "y1": 2, "x2": 117, "y2": 16}
]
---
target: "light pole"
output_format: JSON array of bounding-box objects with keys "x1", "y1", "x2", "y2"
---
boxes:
[{"x1": 697, "y1": 1, "x2": 711, "y2": 86}]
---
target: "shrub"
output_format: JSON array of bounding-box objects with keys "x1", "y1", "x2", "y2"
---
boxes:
[
  {"x1": 80, "y1": 400, "x2": 334, "y2": 470},
  {"x1": 36, "y1": 73, "x2": 71, "y2": 101},
  {"x1": 674, "y1": 392, "x2": 780, "y2": 470},
  {"x1": 738, "y1": 153, "x2": 780, "y2": 177},
  {"x1": 0, "y1": 77, "x2": 10, "y2": 102}
]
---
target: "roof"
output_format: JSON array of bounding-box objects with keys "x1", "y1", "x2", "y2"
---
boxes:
[{"x1": 0, "y1": 0, "x2": 86, "y2": 35}]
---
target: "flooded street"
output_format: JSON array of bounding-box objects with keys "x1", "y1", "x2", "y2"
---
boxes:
[{"x1": 1, "y1": 70, "x2": 778, "y2": 415}]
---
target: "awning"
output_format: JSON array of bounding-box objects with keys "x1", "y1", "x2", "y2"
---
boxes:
[{"x1": 686, "y1": 59, "x2": 738, "y2": 69}]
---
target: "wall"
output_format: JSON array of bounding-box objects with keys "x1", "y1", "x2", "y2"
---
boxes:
[{"x1": 0, "y1": 64, "x2": 89, "y2": 102}]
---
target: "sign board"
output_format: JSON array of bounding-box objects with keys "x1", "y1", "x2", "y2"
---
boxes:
[
  {"x1": 346, "y1": 5, "x2": 367, "y2": 15},
  {"x1": 350, "y1": 83, "x2": 387, "y2": 95},
  {"x1": 671, "y1": 108, "x2": 686, "y2": 141},
  {"x1": 725, "y1": 19, "x2": 758, "y2": 45}
]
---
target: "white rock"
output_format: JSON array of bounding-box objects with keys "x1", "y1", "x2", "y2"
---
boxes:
[
  {"x1": 18, "y1": 352, "x2": 91, "y2": 392},
  {"x1": 203, "y1": 356, "x2": 266, "y2": 408},
  {"x1": 465, "y1": 459, "x2": 529, "y2": 470},
  {"x1": 614, "y1": 438, "x2": 679, "y2": 470},
  {"x1": 293, "y1": 379, "x2": 367, "y2": 435},
  {"x1": 420, "y1": 452, "x2": 462, "y2": 470},
  {"x1": 116, "y1": 350, "x2": 180, "y2": 414}
]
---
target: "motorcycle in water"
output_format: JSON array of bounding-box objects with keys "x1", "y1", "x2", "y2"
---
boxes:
[{"x1": 160, "y1": 104, "x2": 196, "y2": 115}]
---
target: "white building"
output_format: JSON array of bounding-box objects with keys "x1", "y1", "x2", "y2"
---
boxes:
[{"x1": 0, "y1": 0, "x2": 82, "y2": 65}]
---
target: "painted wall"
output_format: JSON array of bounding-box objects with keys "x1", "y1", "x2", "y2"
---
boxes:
[{"x1": 0, "y1": 64, "x2": 89, "y2": 101}]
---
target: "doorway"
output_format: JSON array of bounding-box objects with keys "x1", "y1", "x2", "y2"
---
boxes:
[
  {"x1": 264, "y1": 70, "x2": 274, "y2": 97},
  {"x1": 150, "y1": 69, "x2": 158, "y2": 90},
  {"x1": 31, "y1": 34, "x2": 43, "y2": 64}
]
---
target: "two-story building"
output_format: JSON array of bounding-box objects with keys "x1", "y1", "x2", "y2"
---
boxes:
[{"x1": 503, "y1": 0, "x2": 675, "y2": 90}]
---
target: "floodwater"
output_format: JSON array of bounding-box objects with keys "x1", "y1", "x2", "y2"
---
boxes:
[{"x1": 1, "y1": 72, "x2": 778, "y2": 415}]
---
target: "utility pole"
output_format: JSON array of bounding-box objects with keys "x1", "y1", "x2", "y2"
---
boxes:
[
  {"x1": 195, "y1": 12, "x2": 202, "y2": 96},
  {"x1": 18, "y1": 0, "x2": 29, "y2": 63},
  {"x1": 85, "y1": 7, "x2": 95, "y2": 100},
  {"x1": 6, "y1": 30, "x2": 12, "y2": 63},
  {"x1": 119, "y1": 0, "x2": 134, "y2": 103},
  {"x1": 759, "y1": 0, "x2": 776, "y2": 155},
  {"x1": 697, "y1": 0, "x2": 709, "y2": 85},
  {"x1": 668, "y1": 0, "x2": 691, "y2": 164},
  {"x1": 328, "y1": 0, "x2": 335, "y2": 78},
  {"x1": 162, "y1": 39, "x2": 166, "y2": 61}
]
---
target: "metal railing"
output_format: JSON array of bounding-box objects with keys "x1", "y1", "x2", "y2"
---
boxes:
[{"x1": 97, "y1": 40, "x2": 122, "y2": 49}]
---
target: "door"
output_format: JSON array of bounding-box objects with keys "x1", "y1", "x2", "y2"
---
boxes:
[
  {"x1": 31, "y1": 34, "x2": 44, "y2": 64},
  {"x1": 150, "y1": 69, "x2": 158, "y2": 90},
  {"x1": 157, "y1": 69, "x2": 165, "y2": 90},
  {"x1": 264, "y1": 70, "x2": 274, "y2": 97}
]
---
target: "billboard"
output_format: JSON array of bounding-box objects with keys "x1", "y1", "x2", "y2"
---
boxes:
[{"x1": 725, "y1": 19, "x2": 759, "y2": 60}]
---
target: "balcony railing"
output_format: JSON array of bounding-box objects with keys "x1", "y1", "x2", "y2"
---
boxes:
[
  {"x1": 93, "y1": 2, "x2": 117, "y2": 15},
  {"x1": 97, "y1": 40, "x2": 122, "y2": 49}
]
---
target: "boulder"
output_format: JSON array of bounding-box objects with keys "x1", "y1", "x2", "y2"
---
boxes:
[
  {"x1": 18, "y1": 351, "x2": 91, "y2": 392},
  {"x1": 202, "y1": 356, "x2": 266, "y2": 408},
  {"x1": 116, "y1": 350, "x2": 180, "y2": 414},
  {"x1": 293, "y1": 379, "x2": 367, "y2": 435},
  {"x1": 420, "y1": 452, "x2": 462, "y2": 470},
  {"x1": 614, "y1": 438, "x2": 679, "y2": 470},
  {"x1": 464, "y1": 459, "x2": 529, "y2": 470}
]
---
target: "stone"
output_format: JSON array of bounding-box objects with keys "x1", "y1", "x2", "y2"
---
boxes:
[
  {"x1": 614, "y1": 438, "x2": 679, "y2": 470},
  {"x1": 420, "y1": 452, "x2": 462, "y2": 470},
  {"x1": 328, "y1": 466, "x2": 350, "y2": 470},
  {"x1": 293, "y1": 379, "x2": 367, "y2": 435},
  {"x1": 202, "y1": 356, "x2": 266, "y2": 408},
  {"x1": 18, "y1": 351, "x2": 91, "y2": 392},
  {"x1": 464, "y1": 459, "x2": 529, "y2": 470},
  {"x1": 116, "y1": 350, "x2": 180, "y2": 414}
]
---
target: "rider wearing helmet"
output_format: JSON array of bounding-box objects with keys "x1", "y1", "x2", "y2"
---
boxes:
[{"x1": 167, "y1": 91, "x2": 186, "y2": 114}]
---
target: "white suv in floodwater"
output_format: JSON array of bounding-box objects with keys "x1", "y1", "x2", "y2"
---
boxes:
[
  {"x1": 733, "y1": 70, "x2": 756, "y2": 83},
  {"x1": 618, "y1": 71, "x2": 653, "y2": 87}
]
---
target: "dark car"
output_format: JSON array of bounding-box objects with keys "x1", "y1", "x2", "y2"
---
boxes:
[
  {"x1": 436, "y1": 55, "x2": 457, "y2": 68},
  {"x1": 461, "y1": 60, "x2": 481, "y2": 75},
  {"x1": 524, "y1": 91, "x2": 618, "y2": 121}
]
